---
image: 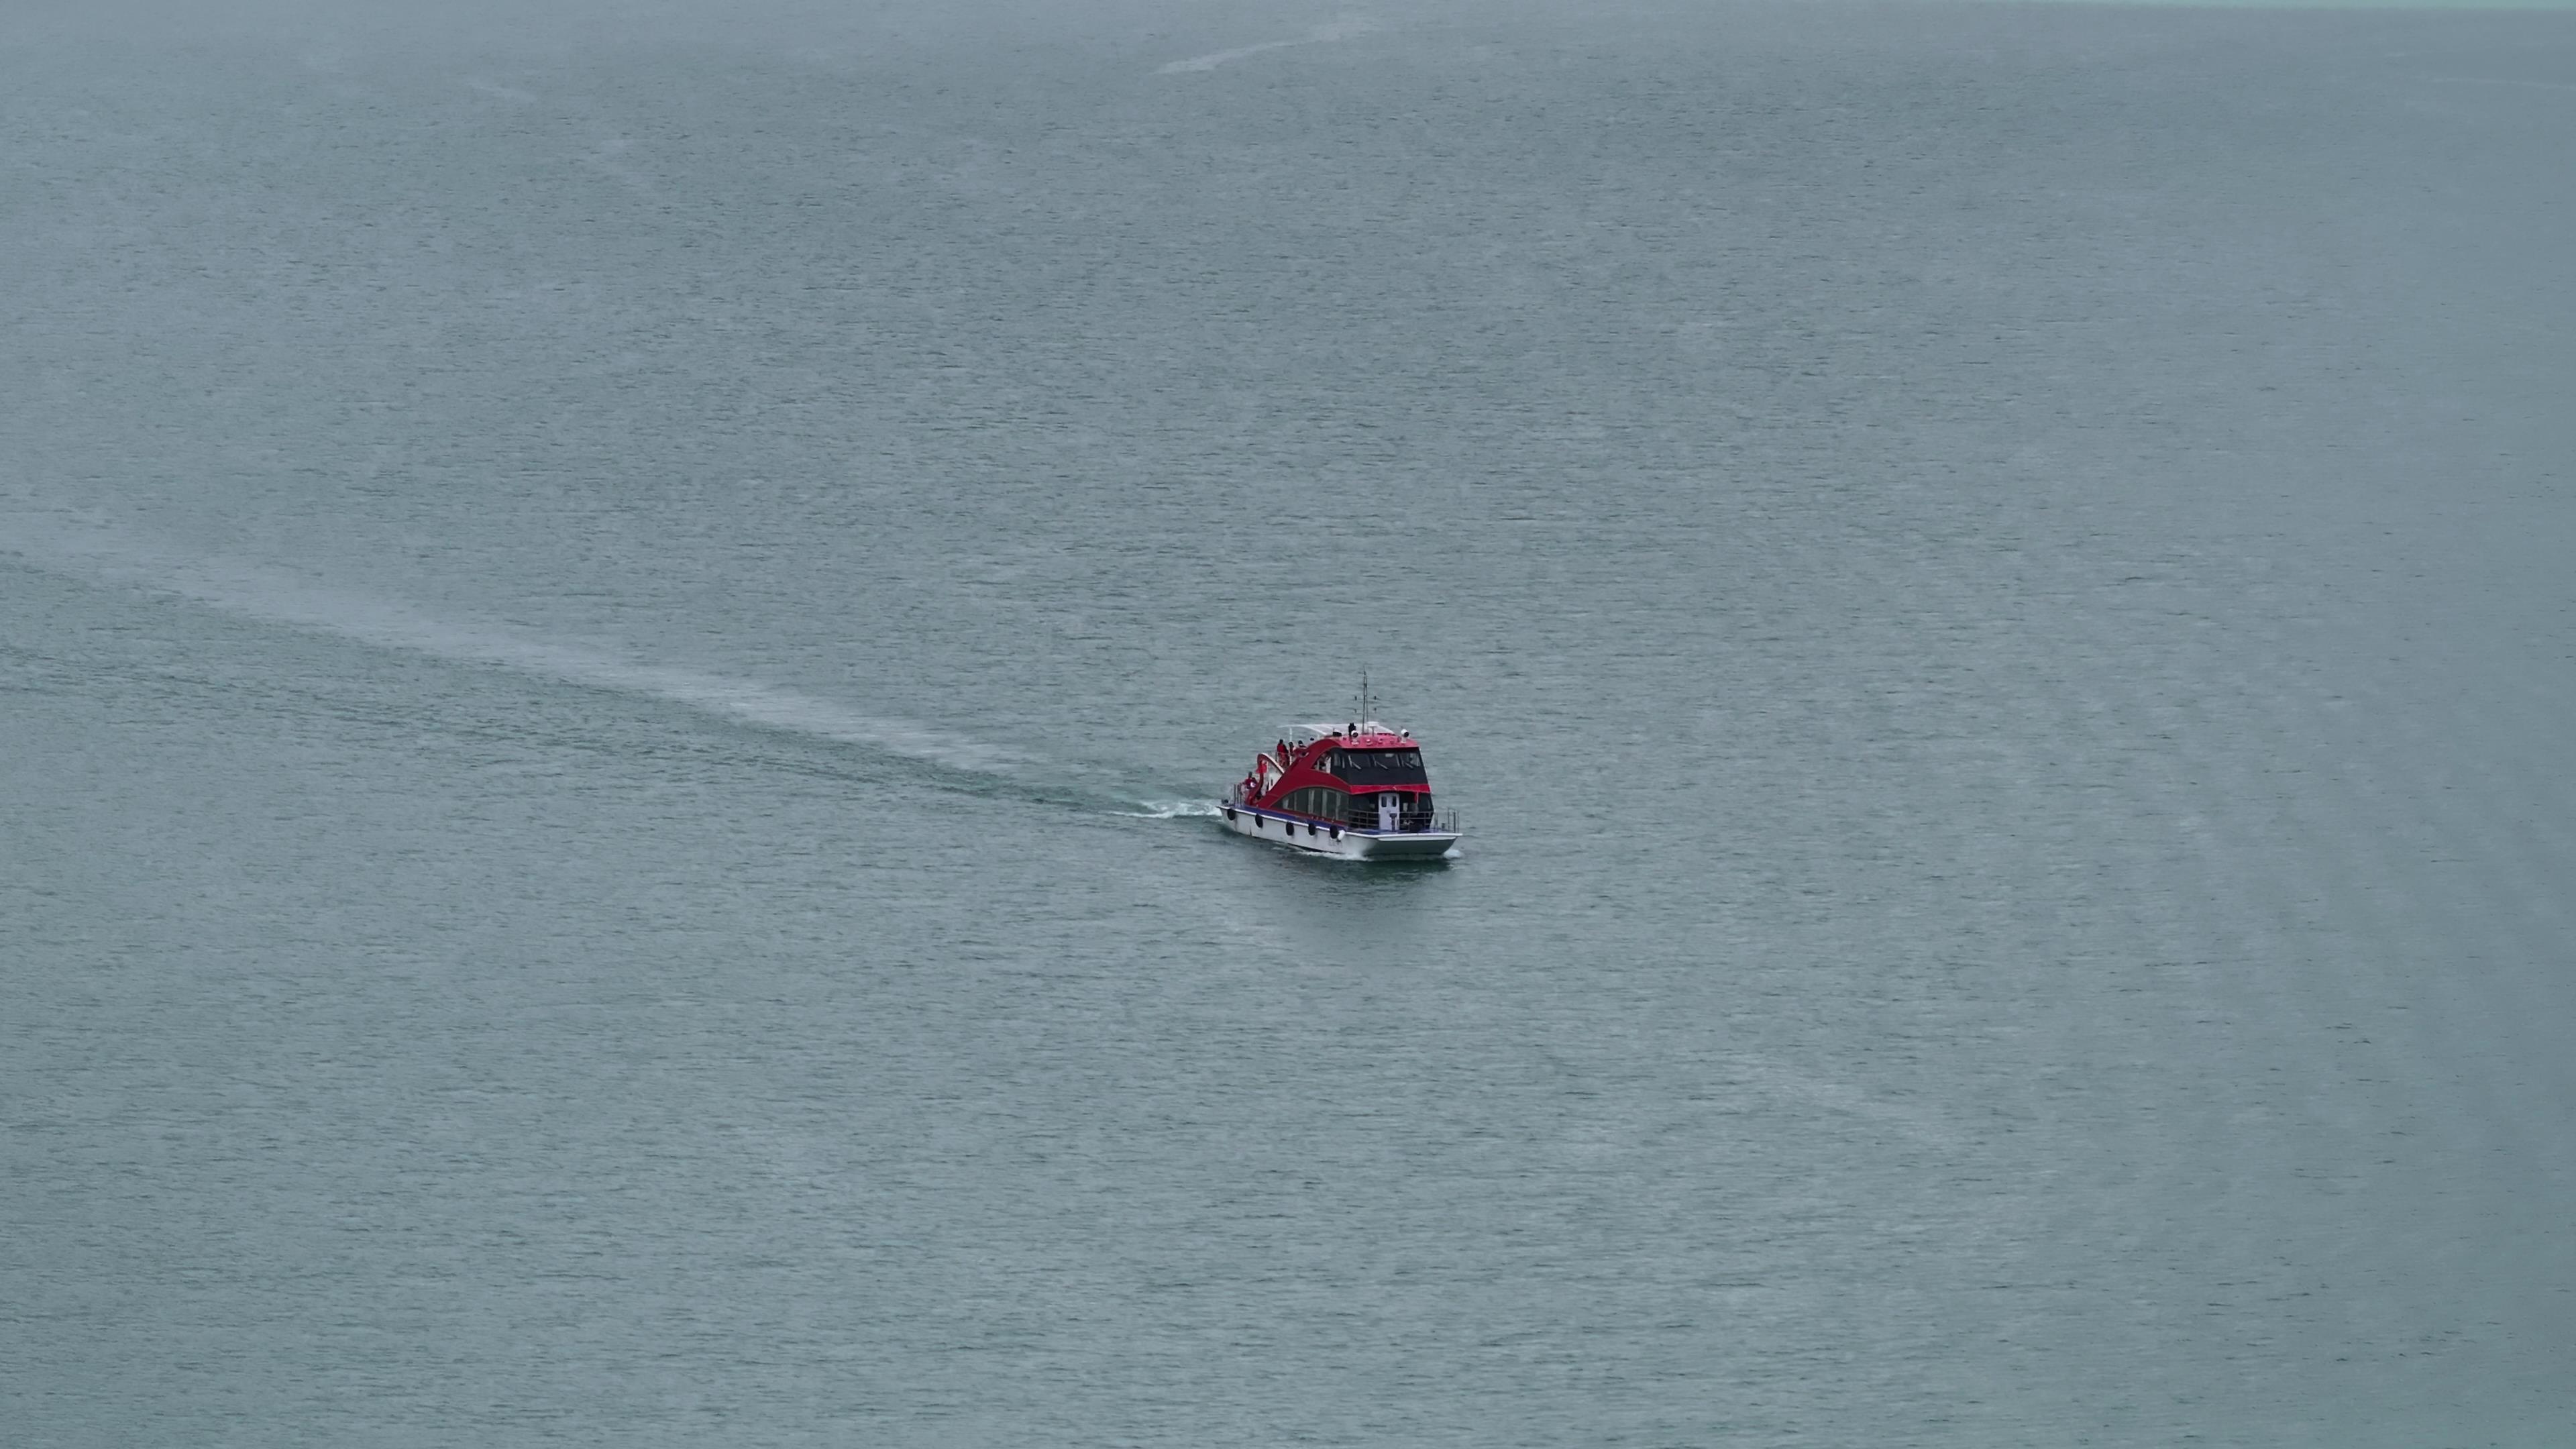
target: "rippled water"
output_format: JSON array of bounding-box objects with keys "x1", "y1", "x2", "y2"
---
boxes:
[{"x1": 6, "y1": 3, "x2": 2574, "y2": 1443}]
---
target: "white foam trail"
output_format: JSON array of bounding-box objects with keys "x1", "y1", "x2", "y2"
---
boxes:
[
  {"x1": 1159, "y1": 16, "x2": 1379, "y2": 74},
  {"x1": 0, "y1": 516, "x2": 1020, "y2": 773},
  {"x1": 1122, "y1": 800, "x2": 1224, "y2": 819}
]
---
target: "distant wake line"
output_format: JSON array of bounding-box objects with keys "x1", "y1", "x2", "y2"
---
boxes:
[
  {"x1": 1158, "y1": 16, "x2": 1379, "y2": 73},
  {"x1": 4, "y1": 516, "x2": 1228, "y2": 822},
  {"x1": 0, "y1": 515, "x2": 1021, "y2": 775}
]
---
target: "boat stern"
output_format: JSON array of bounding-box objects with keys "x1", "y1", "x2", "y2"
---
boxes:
[{"x1": 1346, "y1": 829, "x2": 1462, "y2": 861}]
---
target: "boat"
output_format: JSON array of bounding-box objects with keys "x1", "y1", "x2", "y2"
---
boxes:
[{"x1": 1220, "y1": 683, "x2": 1461, "y2": 860}]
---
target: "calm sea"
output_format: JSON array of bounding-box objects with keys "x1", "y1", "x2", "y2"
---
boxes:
[{"x1": 6, "y1": 1, "x2": 2573, "y2": 1442}]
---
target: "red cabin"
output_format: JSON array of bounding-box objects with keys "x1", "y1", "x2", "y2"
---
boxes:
[{"x1": 1233, "y1": 726, "x2": 1438, "y2": 835}]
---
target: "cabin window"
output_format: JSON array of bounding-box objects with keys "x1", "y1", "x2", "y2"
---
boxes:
[
  {"x1": 1281, "y1": 787, "x2": 1348, "y2": 822},
  {"x1": 1330, "y1": 749, "x2": 1428, "y2": 786}
]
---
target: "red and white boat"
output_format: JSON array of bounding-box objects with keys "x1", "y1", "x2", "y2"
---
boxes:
[{"x1": 1222, "y1": 692, "x2": 1461, "y2": 860}]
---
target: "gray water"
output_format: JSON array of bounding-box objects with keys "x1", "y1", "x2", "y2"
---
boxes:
[{"x1": 5, "y1": 2, "x2": 2574, "y2": 1443}]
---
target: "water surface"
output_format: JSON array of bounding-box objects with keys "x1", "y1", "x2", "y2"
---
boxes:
[{"x1": 5, "y1": 3, "x2": 2574, "y2": 1443}]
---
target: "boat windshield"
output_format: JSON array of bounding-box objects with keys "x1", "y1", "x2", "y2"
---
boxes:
[{"x1": 1331, "y1": 749, "x2": 1428, "y2": 786}]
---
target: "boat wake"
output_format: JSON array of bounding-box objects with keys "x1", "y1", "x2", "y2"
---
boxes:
[
  {"x1": 1119, "y1": 799, "x2": 1225, "y2": 819},
  {"x1": 5, "y1": 515, "x2": 1286, "y2": 830},
  {"x1": 1155, "y1": 16, "x2": 1379, "y2": 74},
  {"x1": 0, "y1": 513, "x2": 1023, "y2": 776}
]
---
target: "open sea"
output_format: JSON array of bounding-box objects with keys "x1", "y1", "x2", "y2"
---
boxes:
[{"x1": 5, "y1": 1, "x2": 2573, "y2": 1442}]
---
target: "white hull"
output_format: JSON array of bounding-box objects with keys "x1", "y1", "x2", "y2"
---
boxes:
[{"x1": 1219, "y1": 802, "x2": 1460, "y2": 860}]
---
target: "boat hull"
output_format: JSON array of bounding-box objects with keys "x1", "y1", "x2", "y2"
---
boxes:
[{"x1": 1220, "y1": 803, "x2": 1459, "y2": 860}]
